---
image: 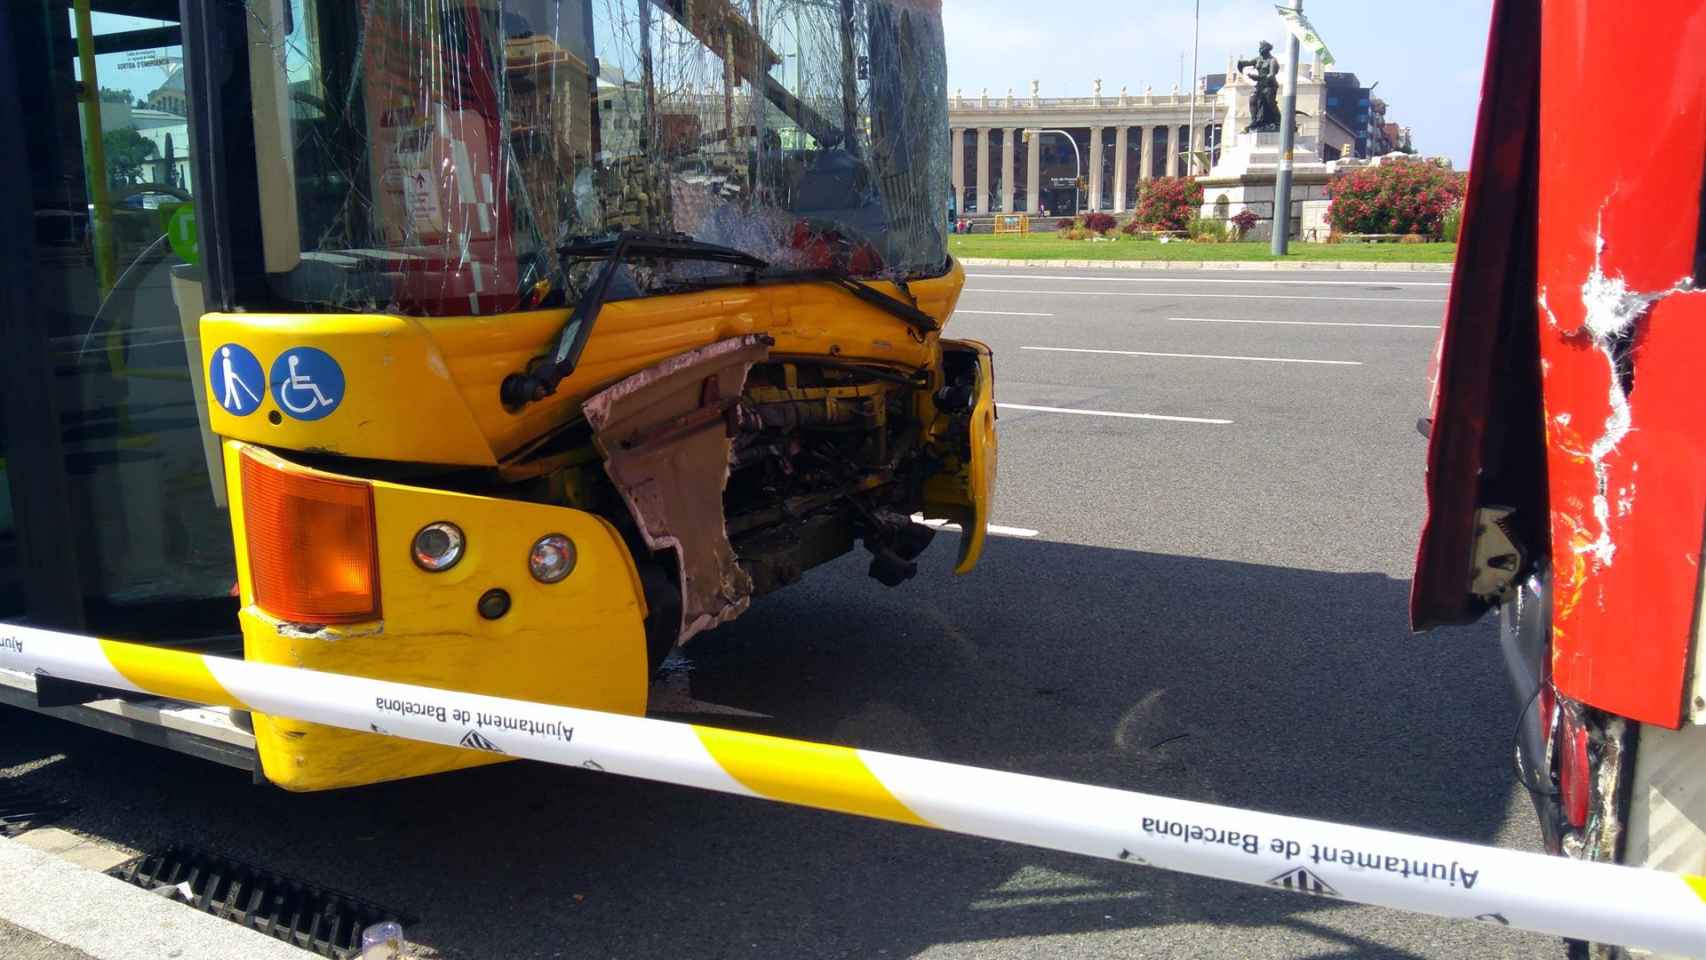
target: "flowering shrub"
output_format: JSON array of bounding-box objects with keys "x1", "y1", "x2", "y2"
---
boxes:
[
  {"x1": 1056, "y1": 217, "x2": 1076, "y2": 231},
  {"x1": 1131, "y1": 177, "x2": 1204, "y2": 232},
  {"x1": 1082, "y1": 212, "x2": 1118, "y2": 235},
  {"x1": 1230, "y1": 210, "x2": 1259, "y2": 239},
  {"x1": 1327, "y1": 159, "x2": 1466, "y2": 238}
]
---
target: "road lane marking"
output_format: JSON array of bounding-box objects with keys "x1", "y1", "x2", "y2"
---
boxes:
[
  {"x1": 997, "y1": 402, "x2": 1233, "y2": 424},
  {"x1": 966, "y1": 288, "x2": 1445, "y2": 304},
  {"x1": 966, "y1": 272, "x2": 1450, "y2": 288},
  {"x1": 956, "y1": 309, "x2": 1056, "y2": 317},
  {"x1": 1178, "y1": 316, "x2": 1439, "y2": 330},
  {"x1": 1022, "y1": 346, "x2": 1361, "y2": 366},
  {"x1": 913, "y1": 515, "x2": 1041, "y2": 538}
]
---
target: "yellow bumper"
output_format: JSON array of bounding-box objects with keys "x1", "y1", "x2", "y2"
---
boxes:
[
  {"x1": 223, "y1": 441, "x2": 649, "y2": 791},
  {"x1": 925, "y1": 339, "x2": 998, "y2": 574}
]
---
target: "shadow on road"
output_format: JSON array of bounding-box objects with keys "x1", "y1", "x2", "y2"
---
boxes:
[{"x1": 1, "y1": 534, "x2": 1521, "y2": 959}]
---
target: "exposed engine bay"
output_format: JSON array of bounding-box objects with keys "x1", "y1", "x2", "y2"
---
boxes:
[{"x1": 493, "y1": 335, "x2": 982, "y2": 665}]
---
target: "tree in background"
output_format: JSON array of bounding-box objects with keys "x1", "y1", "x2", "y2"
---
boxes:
[
  {"x1": 102, "y1": 128, "x2": 157, "y2": 186},
  {"x1": 162, "y1": 133, "x2": 180, "y2": 189},
  {"x1": 1327, "y1": 158, "x2": 1466, "y2": 238},
  {"x1": 98, "y1": 86, "x2": 137, "y2": 106},
  {"x1": 1131, "y1": 176, "x2": 1205, "y2": 232}
]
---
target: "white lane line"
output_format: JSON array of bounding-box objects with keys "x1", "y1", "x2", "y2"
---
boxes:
[
  {"x1": 913, "y1": 515, "x2": 1041, "y2": 538},
  {"x1": 997, "y1": 402, "x2": 1233, "y2": 425},
  {"x1": 967, "y1": 288, "x2": 1445, "y2": 304},
  {"x1": 965, "y1": 272, "x2": 1450, "y2": 288},
  {"x1": 956, "y1": 309, "x2": 1056, "y2": 317},
  {"x1": 1023, "y1": 345, "x2": 1361, "y2": 366},
  {"x1": 1178, "y1": 316, "x2": 1439, "y2": 330}
]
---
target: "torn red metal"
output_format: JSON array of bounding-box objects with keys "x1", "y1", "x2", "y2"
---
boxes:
[
  {"x1": 584, "y1": 335, "x2": 773, "y2": 645},
  {"x1": 1531, "y1": 0, "x2": 1706, "y2": 729}
]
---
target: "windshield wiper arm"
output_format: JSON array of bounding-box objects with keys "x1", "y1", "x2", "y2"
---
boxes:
[
  {"x1": 559, "y1": 232, "x2": 770, "y2": 269},
  {"x1": 786, "y1": 268, "x2": 940, "y2": 337},
  {"x1": 502, "y1": 232, "x2": 768, "y2": 409}
]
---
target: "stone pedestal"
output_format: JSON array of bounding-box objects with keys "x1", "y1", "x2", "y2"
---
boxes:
[{"x1": 1193, "y1": 64, "x2": 1336, "y2": 240}]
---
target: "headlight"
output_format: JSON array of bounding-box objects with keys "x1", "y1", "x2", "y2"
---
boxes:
[
  {"x1": 528, "y1": 534, "x2": 576, "y2": 584},
  {"x1": 412, "y1": 522, "x2": 465, "y2": 572}
]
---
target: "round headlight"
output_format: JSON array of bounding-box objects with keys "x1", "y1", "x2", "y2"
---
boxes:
[
  {"x1": 412, "y1": 522, "x2": 465, "y2": 572},
  {"x1": 528, "y1": 534, "x2": 576, "y2": 584}
]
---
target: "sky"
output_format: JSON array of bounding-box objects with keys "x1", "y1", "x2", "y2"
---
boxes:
[{"x1": 942, "y1": 0, "x2": 1494, "y2": 169}]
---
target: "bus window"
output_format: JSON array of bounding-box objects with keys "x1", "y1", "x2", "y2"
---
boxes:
[{"x1": 0, "y1": 1, "x2": 235, "y2": 637}]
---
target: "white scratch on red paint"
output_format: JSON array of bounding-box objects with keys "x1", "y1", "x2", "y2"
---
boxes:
[{"x1": 1543, "y1": 215, "x2": 1698, "y2": 568}]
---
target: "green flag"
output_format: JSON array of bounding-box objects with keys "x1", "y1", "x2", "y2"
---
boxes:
[{"x1": 1275, "y1": 6, "x2": 1335, "y2": 67}]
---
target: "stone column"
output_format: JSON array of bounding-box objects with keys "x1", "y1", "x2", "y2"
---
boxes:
[
  {"x1": 1087, "y1": 126, "x2": 1104, "y2": 211},
  {"x1": 1139, "y1": 124, "x2": 1153, "y2": 182},
  {"x1": 1112, "y1": 126, "x2": 1129, "y2": 213},
  {"x1": 974, "y1": 127, "x2": 991, "y2": 213},
  {"x1": 1000, "y1": 128, "x2": 1016, "y2": 212},
  {"x1": 1026, "y1": 130, "x2": 1042, "y2": 215},
  {"x1": 950, "y1": 128, "x2": 965, "y2": 209},
  {"x1": 1165, "y1": 123, "x2": 1179, "y2": 177}
]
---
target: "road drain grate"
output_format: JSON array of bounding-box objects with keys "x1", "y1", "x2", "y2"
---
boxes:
[
  {"x1": 105, "y1": 847, "x2": 413, "y2": 958},
  {"x1": 0, "y1": 783, "x2": 75, "y2": 837}
]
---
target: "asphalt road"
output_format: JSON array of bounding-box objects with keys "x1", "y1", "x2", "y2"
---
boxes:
[{"x1": 2, "y1": 266, "x2": 1559, "y2": 959}]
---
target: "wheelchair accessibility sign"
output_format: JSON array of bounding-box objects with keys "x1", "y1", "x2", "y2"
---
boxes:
[{"x1": 269, "y1": 347, "x2": 345, "y2": 421}]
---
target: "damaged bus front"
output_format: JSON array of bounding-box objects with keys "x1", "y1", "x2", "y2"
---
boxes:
[{"x1": 187, "y1": 0, "x2": 992, "y2": 789}]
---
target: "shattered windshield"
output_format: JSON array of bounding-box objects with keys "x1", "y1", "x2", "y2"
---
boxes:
[{"x1": 253, "y1": 0, "x2": 949, "y2": 317}]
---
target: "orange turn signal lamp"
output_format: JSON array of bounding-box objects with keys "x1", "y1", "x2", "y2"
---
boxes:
[{"x1": 239, "y1": 450, "x2": 381, "y2": 624}]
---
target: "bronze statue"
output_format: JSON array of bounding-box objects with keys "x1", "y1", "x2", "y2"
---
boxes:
[{"x1": 1238, "y1": 41, "x2": 1281, "y2": 133}]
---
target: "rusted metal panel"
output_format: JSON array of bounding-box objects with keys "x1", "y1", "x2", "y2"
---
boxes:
[
  {"x1": 584, "y1": 335, "x2": 773, "y2": 644},
  {"x1": 1534, "y1": 0, "x2": 1706, "y2": 728}
]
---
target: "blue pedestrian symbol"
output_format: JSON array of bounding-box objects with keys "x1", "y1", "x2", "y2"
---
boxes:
[
  {"x1": 270, "y1": 347, "x2": 345, "y2": 421},
  {"x1": 210, "y1": 343, "x2": 264, "y2": 417}
]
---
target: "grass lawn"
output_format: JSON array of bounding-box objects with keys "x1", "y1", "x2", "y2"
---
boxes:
[{"x1": 948, "y1": 233, "x2": 1457, "y2": 263}]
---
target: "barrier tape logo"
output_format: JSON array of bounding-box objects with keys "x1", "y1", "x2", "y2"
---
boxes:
[
  {"x1": 459, "y1": 729, "x2": 504, "y2": 754},
  {"x1": 1267, "y1": 866, "x2": 1338, "y2": 898}
]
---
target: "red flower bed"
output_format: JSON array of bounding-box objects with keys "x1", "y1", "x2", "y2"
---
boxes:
[
  {"x1": 1327, "y1": 159, "x2": 1466, "y2": 238},
  {"x1": 1131, "y1": 177, "x2": 1204, "y2": 232}
]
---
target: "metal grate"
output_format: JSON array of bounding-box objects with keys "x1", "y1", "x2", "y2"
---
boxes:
[
  {"x1": 0, "y1": 783, "x2": 75, "y2": 837},
  {"x1": 105, "y1": 847, "x2": 412, "y2": 959}
]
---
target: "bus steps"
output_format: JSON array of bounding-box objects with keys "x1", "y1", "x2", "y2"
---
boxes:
[{"x1": 105, "y1": 847, "x2": 413, "y2": 958}]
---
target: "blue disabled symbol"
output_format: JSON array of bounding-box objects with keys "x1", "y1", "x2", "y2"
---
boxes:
[
  {"x1": 210, "y1": 343, "x2": 264, "y2": 417},
  {"x1": 270, "y1": 347, "x2": 345, "y2": 421}
]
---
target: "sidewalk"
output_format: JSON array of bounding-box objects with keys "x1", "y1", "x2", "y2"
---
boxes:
[
  {"x1": 0, "y1": 836, "x2": 307, "y2": 960},
  {"x1": 958, "y1": 256, "x2": 1454, "y2": 272}
]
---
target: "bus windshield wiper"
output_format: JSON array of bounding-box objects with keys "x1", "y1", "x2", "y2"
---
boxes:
[
  {"x1": 772, "y1": 267, "x2": 941, "y2": 338},
  {"x1": 502, "y1": 232, "x2": 768, "y2": 408}
]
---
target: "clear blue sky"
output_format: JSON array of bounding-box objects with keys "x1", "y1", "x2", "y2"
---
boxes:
[{"x1": 943, "y1": 0, "x2": 1493, "y2": 169}]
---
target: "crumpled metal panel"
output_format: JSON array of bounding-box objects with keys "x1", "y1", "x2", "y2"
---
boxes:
[
  {"x1": 1532, "y1": 0, "x2": 1706, "y2": 728},
  {"x1": 583, "y1": 335, "x2": 771, "y2": 644},
  {"x1": 248, "y1": 0, "x2": 950, "y2": 317}
]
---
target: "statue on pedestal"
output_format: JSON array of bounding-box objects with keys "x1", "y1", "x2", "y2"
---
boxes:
[{"x1": 1238, "y1": 41, "x2": 1281, "y2": 133}]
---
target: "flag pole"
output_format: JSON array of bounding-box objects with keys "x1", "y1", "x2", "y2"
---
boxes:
[
  {"x1": 1187, "y1": 0, "x2": 1200, "y2": 175},
  {"x1": 1271, "y1": 0, "x2": 1302, "y2": 255}
]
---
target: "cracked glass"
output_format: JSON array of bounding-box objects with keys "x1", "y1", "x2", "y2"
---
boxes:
[{"x1": 249, "y1": 0, "x2": 949, "y2": 317}]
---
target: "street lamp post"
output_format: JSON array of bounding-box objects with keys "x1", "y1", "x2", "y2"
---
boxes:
[{"x1": 1025, "y1": 129, "x2": 1082, "y2": 216}]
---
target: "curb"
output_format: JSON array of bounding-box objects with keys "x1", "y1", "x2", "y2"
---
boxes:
[
  {"x1": 958, "y1": 257, "x2": 1454, "y2": 273},
  {"x1": 0, "y1": 837, "x2": 309, "y2": 960}
]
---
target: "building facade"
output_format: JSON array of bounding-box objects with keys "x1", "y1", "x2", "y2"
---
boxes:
[
  {"x1": 947, "y1": 81, "x2": 1223, "y2": 216},
  {"x1": 950, "y1": 59, "x2": 1387, "y2": 218}
]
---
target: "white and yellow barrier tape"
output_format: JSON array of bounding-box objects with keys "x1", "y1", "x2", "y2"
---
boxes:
[{"x1": 3, "y1": 623, "x2": 1704, "y2": 955}]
